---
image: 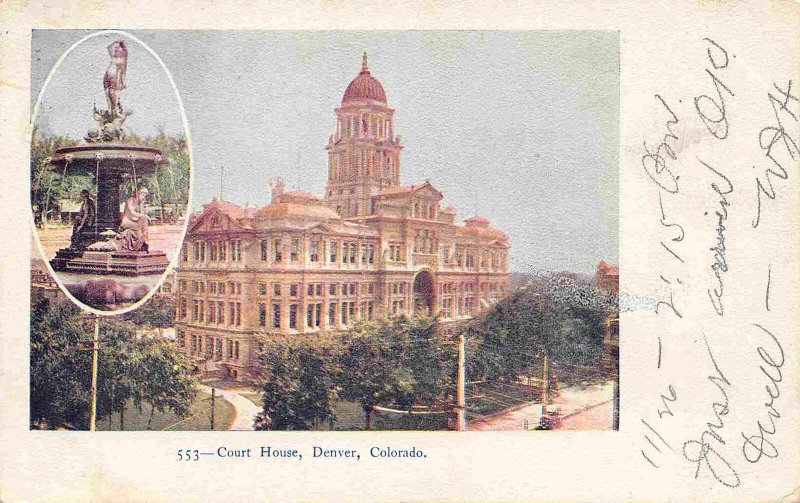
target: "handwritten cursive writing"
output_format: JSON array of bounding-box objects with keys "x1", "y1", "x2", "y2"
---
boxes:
[
  {"x1": 682, "y1": 336, "x2": 740, "y2": 488},
  {"x1": 694, "y1": 38, "x2": 734, "y2": 140},
  {"x1": 642, "y1": 94, "x2": 682, "y2": 194},
  {"x1": 752, "y1": 81, "x2": 799, "y2": 228},
  {"x1": 699, "y1": 159, "x2": 734, "y2": 316},
  {"x1": 741, "y1": 324, "x2": 784, "y2": 463}
]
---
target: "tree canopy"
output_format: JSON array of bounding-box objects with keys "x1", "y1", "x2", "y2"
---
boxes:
[
  {"x1": 253, "y1": 316, "x2": 456, "y2": 430},
  {"x1": 466, "y1": 274, "x2": 614, "y2": 385},
  {"x1": 30, "y1": 129, "x2": 190, "y2": 221},
  {"x1": 30, "y1": 292, "x2": 196, "y2": 430}
]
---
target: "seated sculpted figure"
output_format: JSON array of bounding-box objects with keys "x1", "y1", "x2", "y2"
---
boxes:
[
  {"x1": 114, "y1": 187, "x2": 150, "y2": 252},
  {"x1": 71, "y1": 189, "x2": 96, "y2": 247}
]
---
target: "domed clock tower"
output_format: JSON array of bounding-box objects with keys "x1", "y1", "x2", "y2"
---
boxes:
[{"x1": 325, "y1": 53, "x2": 403, "y2": 218}]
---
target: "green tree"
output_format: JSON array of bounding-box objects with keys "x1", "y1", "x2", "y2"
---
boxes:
[
  {"x1": 124, "y1": 295, "x2": 175, "y2": 336},
  {"x1": 30, "y1": 130, "x2": 190, "y2": 224},
  {"x1": 131, "y1": 338, "x2": 197, "y2": 430},
  {"x1": 336, "y1": 323, "x2": 396, "y2": 429},
  {"x1": 467, "y1": 275, "x2": 611, "y2": 387},
  {"x1": 254, "y1": 336, "x2": 336, "y2": 431},
  {"x1": 30, "y1": 293, "x2": 197, "y2": 430}
]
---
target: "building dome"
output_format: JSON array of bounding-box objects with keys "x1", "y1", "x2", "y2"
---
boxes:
[
  {"x1": 255, "y1": 190, "x2": 341, "y2": 220},
  {"x1": 342, "y1": 53, "x2": 387, "y2": 105}
]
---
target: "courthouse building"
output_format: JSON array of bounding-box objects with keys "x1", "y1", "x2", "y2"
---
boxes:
[{"x1": 175, "y1": 54, "x2": 510, "y2": 380}]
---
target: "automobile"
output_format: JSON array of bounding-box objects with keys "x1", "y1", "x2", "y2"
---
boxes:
[{"x1": 534, "y1": 407, "x2": 563, "y2": 430}]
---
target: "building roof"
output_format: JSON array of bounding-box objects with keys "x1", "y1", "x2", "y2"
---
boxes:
[
  {"x1": 372, "y1": 181, "x2": 443, "y2": 200},
  {"x1": 597, "y1": 260, "x2": 619, "y2": 276},
  {"x1": 342, "y1": 53, "x2": 387, "y2": 105},
  {"x1": 203, "y1": 197, "x2": 248, "y2": 220},
  {"x1": 255, "y1": 190, "x2": 341, "y2": 220},
  {"x1": 464, "y1": 215, "x2": 490, "y2": 226},
  {"x1": 457, "y1": 215, "x2": 508, "y2": 241}
]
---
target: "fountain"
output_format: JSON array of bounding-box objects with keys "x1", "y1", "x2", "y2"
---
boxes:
[{"x1": 48, "y1": 39, "x2": 170, "y2": 276}]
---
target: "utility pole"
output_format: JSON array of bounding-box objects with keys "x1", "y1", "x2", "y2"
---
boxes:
[
  {"x1": 612, "y1": 378, "x2": 620, "y2": 430},
  {"x1": 89, "y1": 316, "x2": 99, "y2": 431},
  {"x1": 541, "y1": 353, "x2": 549, "y2": 416},
  {"x1": 210, "y1": 388, "x2": 216, "y2": 431},
  {"x1": 455, "y1": 332, "x2": 466, "y2": 431},
  {"x1": 219, "y1": 166, "x2": 224, "y2": 200}
]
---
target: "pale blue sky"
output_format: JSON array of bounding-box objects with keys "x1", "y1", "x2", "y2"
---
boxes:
[{"x1": 32, "y1": 30, "x2": 619, "y2": 274}]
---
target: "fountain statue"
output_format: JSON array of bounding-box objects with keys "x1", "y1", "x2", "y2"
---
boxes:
[{"x1": 49, "y1": 39, "x2": 170, "y2": 276}]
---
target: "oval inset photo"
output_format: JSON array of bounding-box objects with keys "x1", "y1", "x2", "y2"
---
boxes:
[{"x1": 31, "y1": 31, "x2": 192, "y2": 314}]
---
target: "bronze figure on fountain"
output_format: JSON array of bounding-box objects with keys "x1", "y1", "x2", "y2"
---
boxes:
[{"x1": 49, "y1": 39, "x2": 169, "y2": 276}]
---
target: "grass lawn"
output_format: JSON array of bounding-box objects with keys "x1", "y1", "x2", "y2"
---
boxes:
[
  {"x1": 97, "y1": 391, "x2": 235, "y2": 431},
  {"x1": 236, "y1": 392, "x2": 449, "y2": 431},
  {"x1": 467, "y1": 381, "x2": 541, "y2": 417}
]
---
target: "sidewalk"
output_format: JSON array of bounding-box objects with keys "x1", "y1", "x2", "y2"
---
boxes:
[
  {"x1": 198, "y1": 384, "x2": 260, "y2": 431},
  {"x1": 468, "y1": 381, "x2": 614, "y2": 431}
]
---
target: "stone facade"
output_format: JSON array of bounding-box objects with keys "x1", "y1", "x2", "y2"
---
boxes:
[{"x1": 175, "y1": 54, "x2": 510, "y2": 381}]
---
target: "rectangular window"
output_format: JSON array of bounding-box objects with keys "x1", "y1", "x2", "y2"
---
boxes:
[
  {"x1": 330, "y1": 240, "x2": 337, "y2": 262},
  {"x1": 226, "y1": 339, "x2": 233, "y2": 359},
  {"x1": 198, "y1": 301, "x2": 204, "y2": 322},
  {"x1": 259, "y1": 303, "x2": 267, "y2": 327},
  {"x1": 234, "y1": 341, "x2": 240, "y2": 360},
  {"x1": 307, "y1": 304, "x2": 314, "y2": 328},
  {"x1": 361, "y1": 243, "x2": 368, "y2": 264},
  {"x1": 236, "y1": 303, "x2": 241, "y2": 326},
  {"x1": 218, "y1": 302, "x2": 224, "y2": 324},
  {"x1": 329, "y1": 283, "x2": 337, "y2": 295},
  {"x1": 307, "y1": 284, "x2": 314, "y2": 296},
  {"x1": 200, "y1": 242, "x2": 205, "y2": 262},
  {"x1": 341, "y1": 302, "x2": 347, "y2": 324},
  {"x1": 219, "y1": 241, "x2": 227, "y2": 261},
  {"x1": 290, "y1": 239, "x2": 299, "y2": 261},
  {"x1": 273, "y1": 283, "x2": 281, "y2": 296},
  {"x1": 349, "y1": 283, "x2": 356, "y2": 295},
  {"x1": 315, "y1": 284, "x2": 322, "y2": 296},
  {"x1": 368, "y1": 245, "x2": 375, "y2": 264},
  {"x1": 329, "y1": 303, "x2": 336, "y2": 325},
  {"x1": 289, "y1": 304, "x2": 298, "y2": 329},
  {"x1": 368, "y1": 283, "x2": 374, "y2": 295},
  {"x1": 273, "y1": 304, "x2": 281, "y2": 329},
  {"x1": 274, "y1": 239, "x2": 282, "y2": 262},
  {"x1": 208, "y1": 304, "x2": 215, "y2": 323},
  {"x1": 315, "y1": 303, "x2": 322, "y2": 327},
  {"x1": 181, "y1": 244, "x2": 188, "y2": 262},
  {"x1": 259, "y1": 283, "x2": 267, "y2": 295},
  {"x1": 310, "y1": 239, "x2": 319, "y2": 262},
  {"x1": 349, "y1": 243, "x2": 357, "y2": 263},
  {"x1": 210, "y1": 242, "x2": 217, "y2": 261},
  {"x1": 180, "y1": 299, "x2": 187, "y2": 319},
  {"x1": 290, "y1": 284, "x2": 298, "y2": 297},
  {"x1": 229, "y1": 303, "x2": 235, "y2": 326},
  {"x1": 260, "y1": 240, "x2": 268, "y2": 260}
]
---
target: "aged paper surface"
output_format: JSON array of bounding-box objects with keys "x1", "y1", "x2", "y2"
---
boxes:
[{"x1": 1, "y1": 1, "x2": 799, "y2": 502}]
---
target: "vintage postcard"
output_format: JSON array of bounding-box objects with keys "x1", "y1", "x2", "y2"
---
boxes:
[{"x1": 1, "y1": 2, "x2": 798, "y2": 502}]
